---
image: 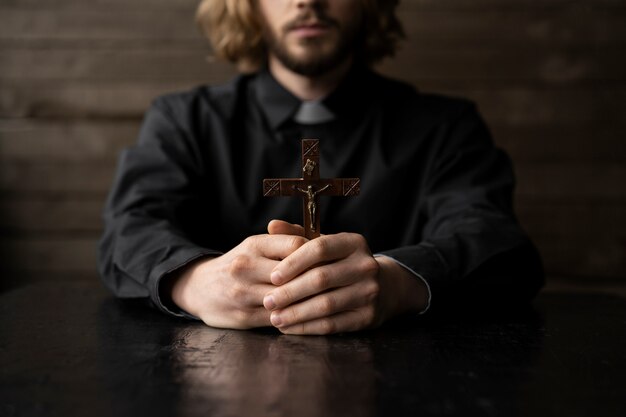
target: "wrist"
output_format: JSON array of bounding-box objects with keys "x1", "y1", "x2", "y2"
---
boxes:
[
  {"x1": 166, "y1": 256, "x2": 217, "y2": 317},
  {"x1": 376, "y1": 256, "x2": 429, "y2": 316}
]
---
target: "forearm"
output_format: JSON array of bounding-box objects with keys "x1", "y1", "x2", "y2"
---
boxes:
[
  {"x1": 163, "y1": 255, "x2": 220, "y2": 318},
  {"x1": 378, "y1": 230, "x2": 544, "y2": 311},
  {"x1": 97, "y1": 216, "x2": 222, "y2": 316}
]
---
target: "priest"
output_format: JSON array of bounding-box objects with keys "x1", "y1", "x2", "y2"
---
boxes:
[{"x1": 98, "y1": 0, "x2": 544, "y2": 334}]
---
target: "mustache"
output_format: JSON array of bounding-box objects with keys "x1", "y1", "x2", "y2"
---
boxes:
[{"x1": 283, "y1": 10, "x2": 339, "y2": 31}]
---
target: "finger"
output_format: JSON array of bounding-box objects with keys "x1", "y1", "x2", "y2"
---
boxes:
[
  {"x1": 268, "y1": 281, "x2": 377, "y2": 328},
  {"x1": 278, "y1": 308, "x2": 377, "y2": 335},
  {"x1": 230, "y1": 283, "x2": 278, "y2": 308},
  {"x1": 264, "y1": 259, "x2": 357, "y2": 310},
  {"x1": 245, "y1": 307, "x2": 273, "y2": 328},
  {"x1": 245, "y1": 234, "x2": 308, "y2": 261},
  {"x1": 267, "y1": 219, "x2": 305, "y2": 237},
  {"x1": 205, "y1": 305, "x2": 272, "y2": 329},
  {"x1": 227, "y1": 254, "x2": 279, "y2": 284},
  {"x1": 271, "y1": 233, "x2": 364, "y2": 285}
]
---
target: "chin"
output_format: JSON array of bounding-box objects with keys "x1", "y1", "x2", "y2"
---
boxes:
[{"x1": 274, "y1": 36, "x2": 351, "y2": 77}]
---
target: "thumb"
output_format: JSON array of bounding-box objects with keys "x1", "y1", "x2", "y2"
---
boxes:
[{"x1": 267, "y1": 219, "x2": 305, "y2": 237}]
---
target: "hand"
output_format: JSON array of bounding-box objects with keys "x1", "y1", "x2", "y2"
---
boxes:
[
  {"x1": 265, "y1": 220, "x2": 429, "y2": 335},
  {"x1": 168, "y1": 233, "x2": 307, "y2": 329}
]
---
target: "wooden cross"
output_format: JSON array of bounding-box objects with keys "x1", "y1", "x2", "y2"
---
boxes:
[{"x1": 263, "y1": 139, "x2": 360, "y2": 240}]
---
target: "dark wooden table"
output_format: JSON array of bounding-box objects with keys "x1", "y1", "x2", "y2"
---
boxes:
[{"x1": 1, "y1": 282, "x2": 625, "y2": 417}]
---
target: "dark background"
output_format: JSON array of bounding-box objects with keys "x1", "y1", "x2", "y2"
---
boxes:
[{"x1": 1, "y1": 0, "x2": 624, "y2": 294}]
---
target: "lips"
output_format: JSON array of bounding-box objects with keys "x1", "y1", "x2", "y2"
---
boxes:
[
  {"x1": 284, "y1": 13, "x2": 337, "y2": 36},
  {"x1": 293, "y1": 21, "x2": 329, "y2": 29},
  {"x1": 289, "y1": 22, "x2": 332, "y2": 37}
]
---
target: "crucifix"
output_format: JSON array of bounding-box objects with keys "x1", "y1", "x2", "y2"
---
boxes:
[{"x1": 263, "y1": 139, "x2": 360, "y2": 240}]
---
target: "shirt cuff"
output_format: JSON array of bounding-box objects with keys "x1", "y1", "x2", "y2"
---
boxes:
[
  {"x1": 152, "y1": 249, "x2": 223, "y2": 320},
  {"x1": 373, "y1": 254, "x2": 432, "y2": 314}
]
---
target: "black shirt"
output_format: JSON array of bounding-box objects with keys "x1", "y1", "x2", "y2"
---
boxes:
[{"x1": 98, "y1": 67, "x2": 544, "y2": 316}]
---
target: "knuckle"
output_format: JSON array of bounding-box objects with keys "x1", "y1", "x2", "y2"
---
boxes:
[
  {"x1": 231, "y1": 309, "x2": 250, "y2": 328},
  {"x1": 360, "y1": 257, "x2": 380, "y2": 276},
  {"x1": 229, "y1": 254, "x2": 250, "y2": 276},
  {"x1": 313, "y1": 238, "x2": 330, "y2": 258},
  {"x1": 241, "y1": 235, "x2": 255, "y2": 247},
  {"x1": 288, "y1": 307, "x2": 300, "y2": 323},
  {"x1": 287, "y1": 236, "x2": 307, "y2": 253},
  {"x1": 242, "y1": 235, "x2": 261, "y2": 250},
  {"x1": 280, "y1": 258, "x2": 295, "y2": 274},
  {"x1": 319, "y1": 295, "x2": 335, "y2": 315},
  {"x1": 285, "y1": 323, "x2": 305, "y2": 335},
  {"x1": 361, "y1": 306, "x2": 377, "y2": 326},
  {"x1": 364, "y1": 280, "x2": 381, "y2": 303},
  {"x1": 354, "y1": 233, "x2": 367, "y2": 247},
  {"x1": 345, "y1": 233, "x2": 367, "y2": 249},
  {"x1": 318, "y1": 319, "x2": 336, "y2": 335},
  {"x1": 313, "y1": 269, "x2": 330, "y2": 291},
  {"x1": 277, "y1": 286, "x2": 293, "y2": 305}
]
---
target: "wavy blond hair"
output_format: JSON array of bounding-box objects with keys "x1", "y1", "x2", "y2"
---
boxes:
[{"x1": 196, "y1": 0, "x2": 405, "y2": 72}]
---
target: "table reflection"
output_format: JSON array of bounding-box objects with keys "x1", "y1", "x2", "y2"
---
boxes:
[
  {"x1": 4, "y1": 283, "x2": 626, "y2": 417},
  {"x1": 170, "y1": 327, "x2": 376, "y2": 417}
]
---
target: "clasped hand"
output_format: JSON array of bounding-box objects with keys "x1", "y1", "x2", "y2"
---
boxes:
[
  {"x1": 263, "y1": 220, "x2": 383, "y2": 334},
  {"x1": 170, "y1": 220, "x2": 426, "y2": 335}
]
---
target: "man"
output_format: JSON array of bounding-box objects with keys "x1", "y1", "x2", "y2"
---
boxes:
[{"x1": 98, "y1": 0, "x2": 544, "y2": 334}]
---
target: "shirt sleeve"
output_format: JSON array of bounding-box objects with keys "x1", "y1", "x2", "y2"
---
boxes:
[
  {"x1": 373, "y1": 254, "x2": 432, "y2": 314},
  {"x1": 97, "y1": 98, "x2": 222, "y2": 317},
  {"x1": 378, "y1": 102, "x2": 544, "y2": 312}
]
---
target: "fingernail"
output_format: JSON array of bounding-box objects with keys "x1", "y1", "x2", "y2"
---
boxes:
[
  {"x1": 270, "y1": 270, "x2": 283, "y2": 284},
  {"x1": 271, "y1": 313, "x2": 283, "y2": 327},
  {"x1": 264, "y1": 295, "x2": 276, "y2": 310}
]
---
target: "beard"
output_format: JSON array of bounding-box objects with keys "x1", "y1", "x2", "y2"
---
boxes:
[{"x1": 262, "y1": 10, "x2": 363, "y2": 77}]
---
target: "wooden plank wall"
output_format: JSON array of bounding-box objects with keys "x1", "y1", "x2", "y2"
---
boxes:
[{"x1": 1, "y1": 0, "x2": 625, "y2": 291}]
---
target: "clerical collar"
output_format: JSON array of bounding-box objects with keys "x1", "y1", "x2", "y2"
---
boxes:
[
  {"x1": 293, "y1": 100, "x2": 335, "y2": 124},
  {"x1": 253, "y1": 65, "x2": 373, "y2": 130}
]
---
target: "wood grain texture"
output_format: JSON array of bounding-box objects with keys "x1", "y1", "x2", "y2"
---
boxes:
[
  {"x1": 0, "y1": 160, "x2": 115, "y2": 194},
  {"x1": 2, "y1": 6, "x2": 625, "y2": 46},
  {"x1": 2, "y1": 120, "x2": 623, "y2": 163},
  {"x1": 0, "y1": 0, "x2": 624, "y2": 286},
  {"x1": 0, "y1": 119, "x2": 138, "y2": 160},
  {"x1": 2, "y1": 48, "x2": 623, "y2": 87},
  {"x1": 3, "y1": 282, "x2": 626, "y2": 417},
  {"x1": 1, "y1": 199, "x2": 623, "y2": 278},
  {"x1": 0, "y1": 197, "x2": 105, "y2": 233},
  {"x1": 0, "y1": 237, "x2": 98, "y2": 272},
  {"x1": 3, "y1": 83, "x2": 623, "y2": 124},
  {"x1": 0, "y1": 158, "x2": 622, "y2": 202}
]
